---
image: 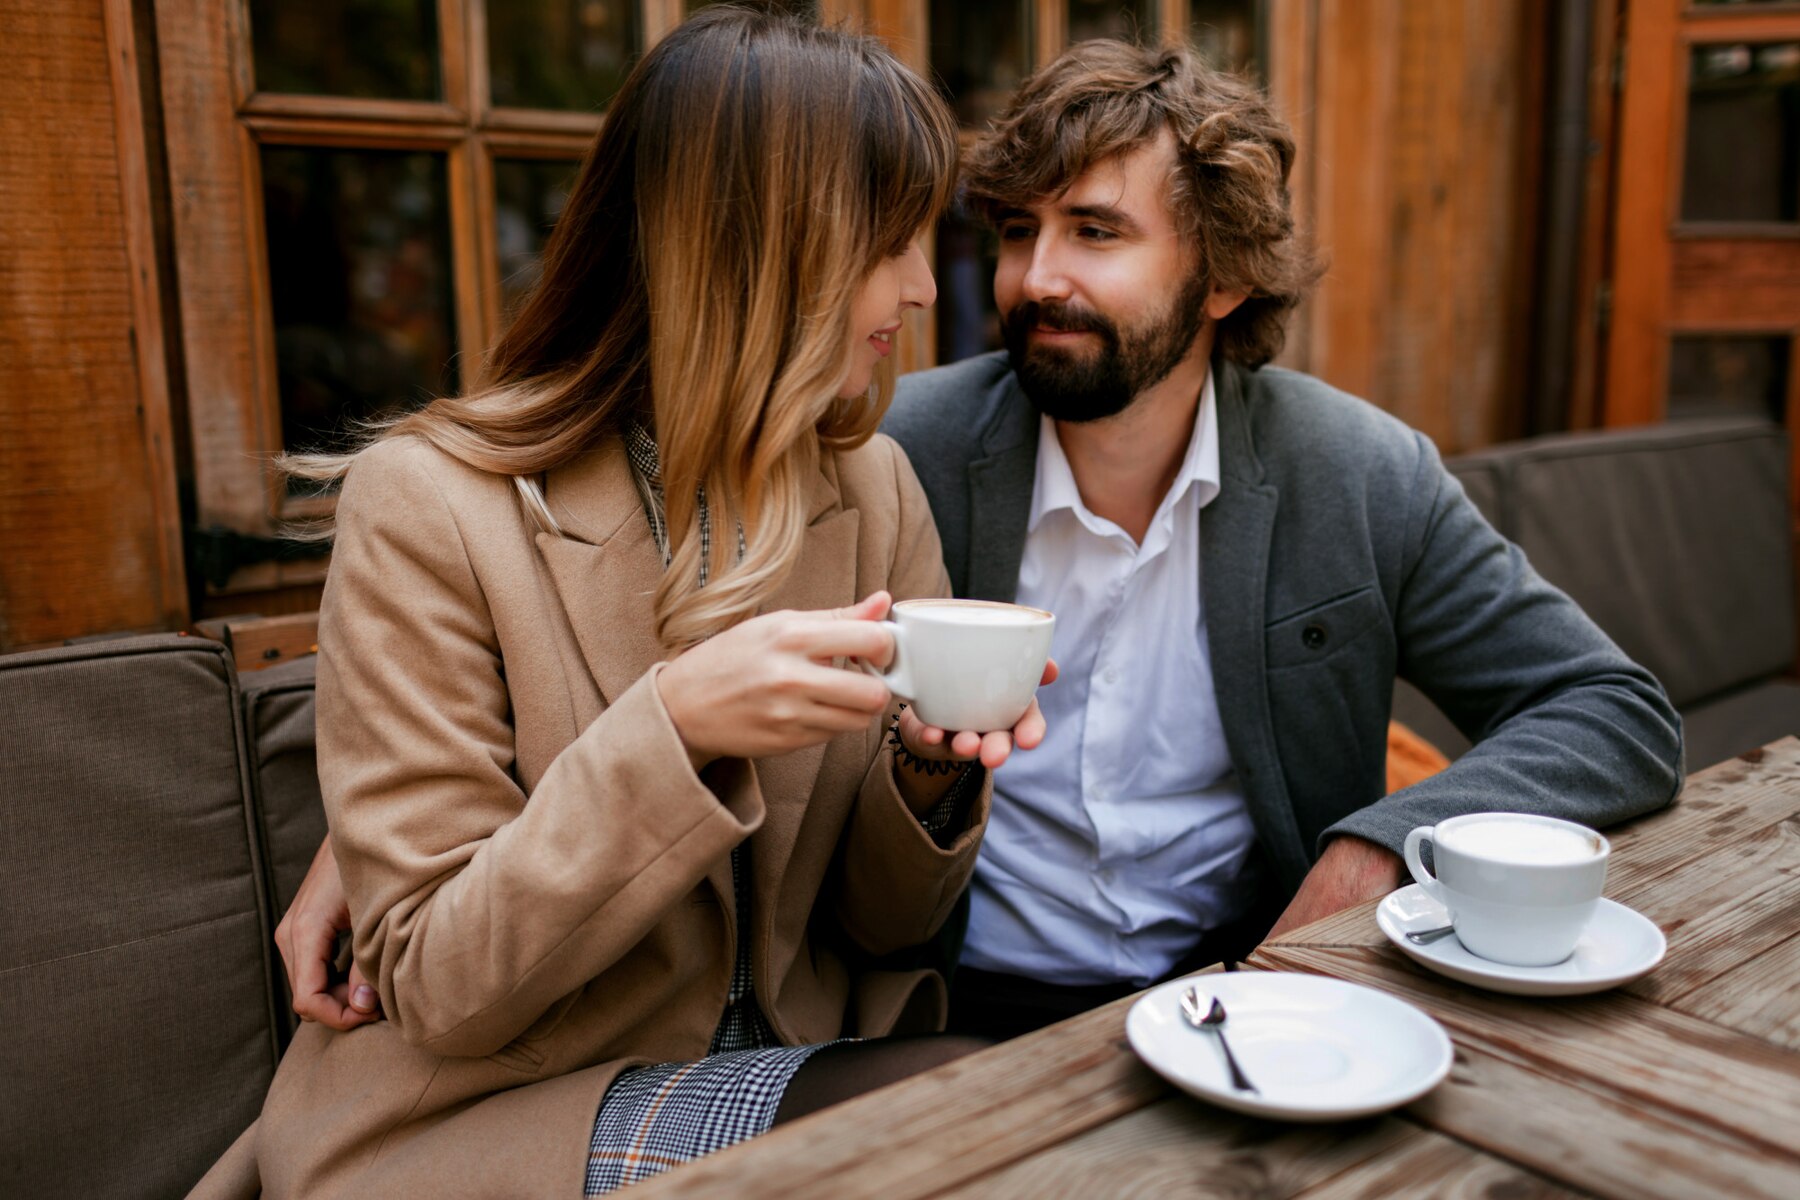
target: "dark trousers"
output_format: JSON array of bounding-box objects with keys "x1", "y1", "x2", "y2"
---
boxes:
[{"x1": 945, "y1": 899, "x2": 1281, "y2": 1043}]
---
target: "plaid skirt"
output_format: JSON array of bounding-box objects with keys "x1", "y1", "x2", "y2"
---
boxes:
[{"x1": 583, "y1": 1042, "x2": 841, "y2": 1194}]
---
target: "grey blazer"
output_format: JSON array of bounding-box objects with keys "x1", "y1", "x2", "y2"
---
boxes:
[{"x1": 883, "y1": 351, "x2": 1684, "y2": 893}]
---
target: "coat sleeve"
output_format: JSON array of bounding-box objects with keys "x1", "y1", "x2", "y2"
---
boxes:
[
  {"x1": 1325, "y1": 432, "x2": 1684, "y2": 854},
  {"x1": 829, "y1": 437, "x2": 991, "y2": 956},
  {"x1": 318, "y1": 441, "x2": 764, "y2": 1057}
]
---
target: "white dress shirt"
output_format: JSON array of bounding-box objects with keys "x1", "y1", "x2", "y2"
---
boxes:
[{"x1": 961, "y1": 373, "x2": 1260, "y2": 986}]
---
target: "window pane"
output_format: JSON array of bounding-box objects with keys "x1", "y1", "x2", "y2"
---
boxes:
[
  {"x1": 494, "y1": 158, "x2": 579, "y2": 323},
  {"x1": 261, "y1": 148, "x2": 456, "y2": 483},
  {"x1": 489, "y1": 0, "x2": 638, "y2": 112},
  {"x1": 1067, "y1": 0, "x2": 1154, "y2": 46},
  {"x1": 1682, "y1": 43, "x2": 1800, "y2": 223},
  {"x1": 1667, "y1": 335, "x2": 1791, "y2": 422},
  {"x1": 936, "y1": 201, "x2": 1004, "y2": 364},
  {"x1": 931, "y1": 0, "x2": 1032, "y2": 128},
  {"x1": 1190, "y1": 0, "x2": 1263, "y2": 78},
  {"x1": 249, "y1": 0, "x2": 439, "y2": 100}
]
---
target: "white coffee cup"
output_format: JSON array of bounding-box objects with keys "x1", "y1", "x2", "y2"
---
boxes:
[
  {"x1": 1402, "y1": 812, "x2": 1609, "y2": 967},
  {"x1": 864, "y1": 599, "x2": 1055, "y2": 732}
]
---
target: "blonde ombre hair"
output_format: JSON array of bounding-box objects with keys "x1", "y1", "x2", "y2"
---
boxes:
[{"x1": 286, "y1": 8, "x2": 957, "y2": 648}]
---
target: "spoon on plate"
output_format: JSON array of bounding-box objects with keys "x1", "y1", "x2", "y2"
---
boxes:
[{"x1": 1180, "y1": 986, "x2": 1258, "y2": 1093}]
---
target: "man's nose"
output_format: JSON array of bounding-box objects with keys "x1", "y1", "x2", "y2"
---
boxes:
[{"x1": 1020, "y1": 241, "x2": 1071, "y2": 303}]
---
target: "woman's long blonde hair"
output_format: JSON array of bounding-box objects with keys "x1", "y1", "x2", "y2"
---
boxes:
[{"x1": 286, "y1": 8, "x2": 957, "y2": 648}]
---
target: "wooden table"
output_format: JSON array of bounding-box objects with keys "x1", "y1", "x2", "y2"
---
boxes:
[{"x1": 633, "y1": 738, "x2": 1800, "y2": 1198}]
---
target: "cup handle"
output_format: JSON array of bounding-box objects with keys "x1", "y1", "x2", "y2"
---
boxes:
[
  {"x1": 857, "y1": 620, "x2": 913, "y2": 702},
  {"x1": 1403, "y1": 826, "x2": 1447, "y2": 907}
]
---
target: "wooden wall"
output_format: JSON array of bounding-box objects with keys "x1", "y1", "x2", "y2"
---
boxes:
[
  {"x1": 0, "y1": 0, "x2": 185, "y2": 651},
  {"x1": 1273, "y1": 0, "x2": 1547, "y2": 454}
]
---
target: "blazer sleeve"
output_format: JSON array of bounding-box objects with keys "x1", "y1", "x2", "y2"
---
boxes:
[
  {"x1": 1325, "y1": 432, "x2": 1684, "y2": 854},
  {"x1": 829, "y1": 437, "x2": 991, "y2": 956},
  {"x1": 318, "y1": 441, "x2": 764, "y2": 1057}
]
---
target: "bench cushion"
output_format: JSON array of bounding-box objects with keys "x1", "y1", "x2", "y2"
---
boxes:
[{"x1": 0, "y1": 635, "x2": 279, "y2": 1199}]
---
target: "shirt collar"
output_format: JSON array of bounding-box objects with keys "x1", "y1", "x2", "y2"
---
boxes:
[{"x1": 1027, "y1": 370, "x2": 1222, "y2": 536}]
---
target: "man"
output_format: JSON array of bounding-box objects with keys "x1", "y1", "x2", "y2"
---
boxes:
[
  {"x1": 878, "y1": 40, "x2": 1680, "y2": 1038},
  {"x1": 280, "y1": 39, "x2": 1681, "y2": 1041}
]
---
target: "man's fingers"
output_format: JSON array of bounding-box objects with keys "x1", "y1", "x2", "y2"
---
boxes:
[
  {"x1": 1012, "y1": 698, "x2": 1047, "y2": 751},
  {"x1": 1040, "y1": 657, "x2": 1060, "y2": 686}
]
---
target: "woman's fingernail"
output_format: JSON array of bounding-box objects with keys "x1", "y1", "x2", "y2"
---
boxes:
[{"x1": 352, "y1": 986, "x2": 377, "y2": 1011}]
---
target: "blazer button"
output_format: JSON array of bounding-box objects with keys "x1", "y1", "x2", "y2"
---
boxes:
[{"x1": 1301, "y1": 622, "x2": 1328, "y2": 649}]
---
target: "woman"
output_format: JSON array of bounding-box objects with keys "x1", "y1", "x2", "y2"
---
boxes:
[{"x1": 193, "y1": 11, "x2": 1047, "y2": 1197}]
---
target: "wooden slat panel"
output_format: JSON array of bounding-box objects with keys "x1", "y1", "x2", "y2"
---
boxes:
[
  {"x1": 933, "y1": 1097, "x2": 1418, "y2": 1199},
  {"x1": 1251, "y1": 945, "x2": 1800, "y2": 1161},
  {"x1": 1291, "y1": 1128, "x2": 1587, "y2": 1200},
  {"x1": 1619, "y1": 815, "x2": 1800, "y2": 1006},
  {"x1": 627, "y1": 969, "x2": 1234, "y2": 1199},
  {"x1": 1668, "y1": 239, "x2": 1800, "y2": 328},
  {"x1": 1268, "y1": 0, "x2": 1316, "y2": 377},
  {"x1": 1672, "y1": 932, "x2": 1800, "y2": 1051},
  {"x1": 0, "y1": 0, "x2": 186, "y2": 648}
]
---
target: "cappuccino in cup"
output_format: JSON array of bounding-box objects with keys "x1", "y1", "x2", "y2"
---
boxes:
[
  {"x1": 864, "y1": 599, "x2": 1054, "y2": 732},
  {"x1": 1403, "y1": 812, "x2": 1609, "y2": 967}
]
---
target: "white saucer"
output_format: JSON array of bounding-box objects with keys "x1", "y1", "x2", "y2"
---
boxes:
[
  {"x1": 1377, "y1": 883, "x2": 1667, "y2": 997},
  {"x1": 1124, "y1": 971, "x2": 1453, "y2": 1122}
]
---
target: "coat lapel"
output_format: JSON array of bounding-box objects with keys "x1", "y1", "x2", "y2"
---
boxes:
[
  {"x1": 963, "y1": 379, "x2": 1039, "y2": 602},
  {"x1": 1202, "y1": 361, "x2": 1309, "y2": 890}
]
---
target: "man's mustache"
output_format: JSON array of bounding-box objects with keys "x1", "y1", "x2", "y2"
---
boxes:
[{"x1": 1006, "y1": 301, "x2": 1117, "y2": 340}]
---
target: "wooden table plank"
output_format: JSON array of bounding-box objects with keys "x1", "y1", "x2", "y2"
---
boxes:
[
  {"x1": 1251, "y1": 945, "x2": 1800, "y2": 1163},
  {"x1": 1290, "y1": 1129, "x2": 1589, "y2": 1200},
  {"x1": 625, "y1": 975, "x2": 1208, "y2": 1200},
  {"x1": 1619, "y1": 815, "x2": 1800, "y2": 1006},
  {"x1": 1672, "y1": 931, "x2": 1800, "y2": 1051},
  {"x1": 931, "y1": 1098, "x2": 1416, "y2": 1199}
]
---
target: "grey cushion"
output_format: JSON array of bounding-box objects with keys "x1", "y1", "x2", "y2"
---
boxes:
[
  {"x1": 1680, "y1": 679, "x2": 1800, "y2": 772},
  {"x1": 1506, "y1": 419, "x2": 1791, "y2": 708},
  {"x1": 0, "y1": 635, "x2": 279, "y2": 1200}
]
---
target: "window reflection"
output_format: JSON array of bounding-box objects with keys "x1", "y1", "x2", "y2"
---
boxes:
[
  {"x1": 261, "y1": 147, "x2": 456, "y2": 484},
  {"x1": 1682, "y1": 42, "x2": 1799, "y2": 223},
  {"x1": 249, "y1": 0, "x2": 439, "y2": 100},
  {"x1": 493, "y1": 158, "x2": 579, "y2": 324},
  {"x1": 489, "y1": 0, "x2": 638, "y2": 112},
  {"x1": 1668, "y1": 335, "x2": 1791, "y2": 422}
]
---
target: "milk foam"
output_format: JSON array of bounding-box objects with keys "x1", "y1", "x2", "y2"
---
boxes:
[
  {"x1": 899, "y1": 602, "x2": 1045, "y2": 625},
  {"x1": 1441, "y1": 819, "x2": 1597, "y2": 865}
]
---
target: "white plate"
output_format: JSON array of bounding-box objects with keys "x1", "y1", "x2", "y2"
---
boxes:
[
  {"x1": 1124, "y1": 971, "x2": 1453, "y2": 1122},
  {"x1": 1377, "y1": 883, "x2": 1667, "y2": 997}
]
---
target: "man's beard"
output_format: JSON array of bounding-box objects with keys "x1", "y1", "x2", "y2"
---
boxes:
[{"x1": 1001, "y1": 277, "x2": 1210, "y2": 423}]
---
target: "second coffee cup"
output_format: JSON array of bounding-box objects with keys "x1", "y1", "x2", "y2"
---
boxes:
[{"x1": 864, "y1": 599, "x2": 1055, "y2": 733}]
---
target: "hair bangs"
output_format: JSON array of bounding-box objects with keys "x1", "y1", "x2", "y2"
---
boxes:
[{"x1": 858, "y1": 56, "x2": 958, "y2": 263}]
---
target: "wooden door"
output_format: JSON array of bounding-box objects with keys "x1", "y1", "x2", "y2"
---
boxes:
[{"x1": 1608, "y1": 0, "x2": 1800, "y2": 520}]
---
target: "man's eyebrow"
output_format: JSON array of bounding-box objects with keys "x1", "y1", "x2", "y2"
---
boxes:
[
  {"x1": 991, "y1": 205, "x2": 1032, "y2": 223},
  {"x1": 1065, "y1": 203, "x2": 1144, "y2": 235}
]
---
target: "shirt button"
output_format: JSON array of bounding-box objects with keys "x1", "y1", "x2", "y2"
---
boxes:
[{"x1": 1104, "y1": 668, "x2": 1119, "y2": 684}]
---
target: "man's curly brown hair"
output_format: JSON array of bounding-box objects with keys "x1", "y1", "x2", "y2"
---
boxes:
[{"x1": 963, "y1": 39, "x2": 1321, "y2": 370}]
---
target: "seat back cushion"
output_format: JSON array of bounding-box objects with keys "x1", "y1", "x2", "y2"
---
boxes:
[
  {"x1": 0, "y1": 635, "x2": 279, "y2": 1199},
  {"x1": 1505, "y1": 418, "x2": 1793, "y2": 708},
  {"x1": 240, "y1": 653, "x2": 325, "y2": 1041}
]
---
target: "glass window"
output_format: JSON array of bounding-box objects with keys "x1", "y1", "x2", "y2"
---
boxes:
[
  {"x1": 1067, "y1": 0, "x2": 1154, "y2": 47},
  {"x1": 1681, "y1": 42, "x2": 1800, "y2": 223},
  {"x1": 1190, "y1": 0, "x2": 1263, "y2": 78},
  {"x1": 493, "y1": 158, "x2": 579, "y2": 323},
  {"x1": 489, "y1": 0, "x2": 638, "y2": 112},
  {"x1": 1667, "y1": 335, "x2": 1791, "y2": 422},
  {"x1": 930, "y1": 0, "x2": 1033, "y2": 128},
  {"x1": 249, "y1": 0, "x2": 440, "y2": 100},
  {"x1": 260, "y1": 147, "x2": 457, "y2": 482}
]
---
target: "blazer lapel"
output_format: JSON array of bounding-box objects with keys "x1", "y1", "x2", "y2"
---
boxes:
[
  {"x1": 963, "y1": 380, "x2": 1039, "y2": 602},
  {"x1": 1202, "y1": 361, "x2": 1309, "y2": 890}
]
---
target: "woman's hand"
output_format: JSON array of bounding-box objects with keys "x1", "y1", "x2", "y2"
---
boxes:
[
  {"x1": 895, "y1": 657, "x2": 1058, "y2": 771},
  {"x1": 657, "y1": 591, "x2": 899, "y2": 769},
  {"x1": 274, "y1": 834, "x2": 383, "y2": 1031}
]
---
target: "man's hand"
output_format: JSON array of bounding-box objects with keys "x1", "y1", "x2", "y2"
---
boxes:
[
  {"x1": 1263, "y1": 835, "x2": 1405, "y2": 943},
  {"x1": 274, "y1": 834, "x2": 383, "y2": 1031}
]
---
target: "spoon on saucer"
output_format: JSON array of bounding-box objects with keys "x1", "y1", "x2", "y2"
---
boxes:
[{"x1": 1404, "y1": 924, "x2": 1458, "y2": 946}]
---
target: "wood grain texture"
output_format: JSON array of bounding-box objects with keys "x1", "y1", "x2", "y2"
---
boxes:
[
  {"x1": 0, "y1": 0, "x2": 186, "y2": 649},
  {"x1": 934, "y1": 1098, "x2": 1416, "y2": 1199},
  {"x1": 1672, "y1": 932, "x2": 1800, "y2": 1051},
  {"x1": 1291, "y1": 1128, "x2": 1586, "y2": 1200}
]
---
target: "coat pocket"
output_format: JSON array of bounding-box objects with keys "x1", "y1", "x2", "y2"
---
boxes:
[
  {"x1": 1264, "y1": 586, "x2": 1387, "y2": 671},
  {"x1": 488, "y1": 986, "x2": 584, "y2": 1074}
]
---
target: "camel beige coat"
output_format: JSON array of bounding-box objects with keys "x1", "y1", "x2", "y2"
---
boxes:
[{"x1": 192, "y1": 431, "x2": 988, "y2": 1199}]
